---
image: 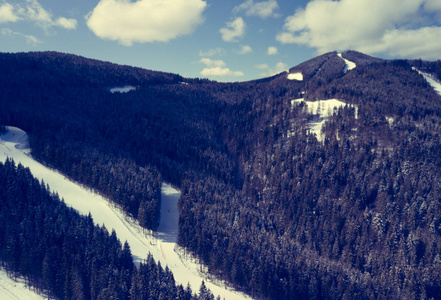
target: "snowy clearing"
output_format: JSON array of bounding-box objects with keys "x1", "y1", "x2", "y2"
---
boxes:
[
  {"x1": 291, "y1": 99, "x2": 358, "y2": 141},
  {"x1": 0, "y1": 126, "x2": 252, "y2": 300},
  {"x1": 337, "y1": 53, "x2": 356, "y2": 72},
  {"x1": 109, "y1": 86, "x2": 136, "y2": 93},
  {"x1": 413, "y1": 68, "x2": 441, "y2": 97},
  {"x1": 287, "y1": 72, "x2": 303, "y2": 81},
  {"x1": 386, "y1": 116, "x2": 395, "y2": 126}
]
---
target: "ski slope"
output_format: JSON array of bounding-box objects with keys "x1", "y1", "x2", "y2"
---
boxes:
[
  {"x1": 291, "y1": 98, "x2": 358, "y2": 141},
  {"x1": 287, "y1": 72, "x2": 303, "y2": 81},
  {"x1": 338, "y1": 53, "x2": 356, "y2": 72},
  {"x1": 0, "y1": 270, "x2": 46, "y2": 300},
  {"x1": 413, "y1": 68, "x2": 441, "y2": 97},
  {"x1": 0, "y1": 126, "x2": 251, "y2": 300}
]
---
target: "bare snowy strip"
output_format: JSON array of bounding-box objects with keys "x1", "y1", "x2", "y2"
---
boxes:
[{"x1": 0, "y1": 127, "x2": 252, "y2": 300}]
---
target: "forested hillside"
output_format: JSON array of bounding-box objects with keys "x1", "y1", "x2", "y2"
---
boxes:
[
  {"x1": 0, "y1": 159, "x2": 219, "y2": 300},
  {"x1": 1, "y1": 50, "x2": 441, "y2": 299}
]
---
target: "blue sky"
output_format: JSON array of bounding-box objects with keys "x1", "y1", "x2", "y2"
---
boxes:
[{"x1": 1, "y1": 0, "x2": 441, "y2": 82}]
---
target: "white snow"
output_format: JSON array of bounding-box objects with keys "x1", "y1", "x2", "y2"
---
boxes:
[
  {"x1": 287, "y1": 72, "x2": 303, "y2": 81},
  {"x1": 337, "y1": 53, "x2": 356, "y2": 72},
  {"x1": 413, "y1": 68, "x2": 441, "y2": 97},
  {"x1": 0, "y1": 126, "x2": 252, "y2": 300},
  {"x1": 109, "y1": 86, "x2": 136, "y2": 93},
  {"x1": 0, "y1": 270, "x2": 46, "y2": 300},
  {"x1": 386, "y1": 116, "x2": 395, "y2": 126},
  {"x1": 291, "y1": 99, "x2": 358, "y2": 141}
]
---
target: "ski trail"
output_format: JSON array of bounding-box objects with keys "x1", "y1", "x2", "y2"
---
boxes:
[
  {"x1": 0, "y1": 270, "x2": 46, "y2": 300},
  {"x1": 338, "y1": 53, "x2": 356, "y2": 72},
  {"x1": 0, "y1": 126, "x2": 252, "y2": 300},
  {"x1": 413, "y1": 68, "x2": 441, "y2": 97}
]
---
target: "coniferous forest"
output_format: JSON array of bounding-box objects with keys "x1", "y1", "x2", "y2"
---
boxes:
[
  {"x1": 1, "y1": 50, "x2": 441, "y2": 299},
  {"x1": 0, "y1": 159, "x2": 216, "y2": 299}
]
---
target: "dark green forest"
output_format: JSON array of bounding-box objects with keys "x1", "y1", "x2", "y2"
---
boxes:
[{"x1": 1, "y1": 50, "x2": 441, "y2": 299}]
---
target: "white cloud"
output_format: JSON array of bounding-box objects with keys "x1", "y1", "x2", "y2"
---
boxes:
[
  {"x1": 26, "y1": 0, "x2": 52, "y2": 25},
  {"x1": 233, "y1": 0, "x2": 279, "y2": 18},
  {"x1": 0, "y1": 0, "x2": 77, "y2": 30},
  {"x1": 55, "y1": 17, "x2": 77, "y2": 30},
  {"x1": 220, "y1": 17, "x2": 245, "y2": 42},
  {"x1": 238, "y1": 45, "x2": 253, "y2": 54},
  {"x1": 257, "y1": 61, "x2": 288, "y2": 77},
  {"x1": 200, "y1": 58, "x2": 226, "y2": 68},
  {"x1": 86, "y1": 0, "x2": 207, "y2": 46},
  {"x1": 1, "y1": 28, "x2": 40, "y2": 45},
  {"x1": 276, "y1": 0, "x2": 441, "y2": 60},
  {"x1": 200, "y1": 57, "x2": 244, "y2": 77},
  {"x1": 199, "y1": 48, "x2": 225, "y2": 57},
  {"x1": 200, "y1": 67, "x2": 244, "y2": 77},
  {"x1": 366, "y1": 26, "x2": 441, "y2": 59},
  {"x1": 267, "y1": 46, "x2": 278, "y2": 55},
  {"x1": 0, "y1": 3, "x2": 19, "y2": 23}
]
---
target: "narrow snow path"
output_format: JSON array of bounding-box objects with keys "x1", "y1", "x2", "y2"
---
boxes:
[
  {"x1": 109, "y1": 86, "x2": 136, "y2": 93},
  {"x1": 413, "y1": 68, "x2": 441, "y2": 97},
  {"x1": 337, "y1": 53, "x2": 356, "y2": 72},
  {"x1": 0, "y1": 126, "x2": 252, "y2": 300}
]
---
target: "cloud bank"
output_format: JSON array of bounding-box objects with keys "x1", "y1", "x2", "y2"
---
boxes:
[
  {"x1": 86, "y1": 0, "x2": 207, "y2": 46},
  {"x1": 276, "y1": 0, "x2": 441, "y2": 60}
]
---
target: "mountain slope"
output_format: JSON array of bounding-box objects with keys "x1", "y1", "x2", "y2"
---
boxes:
[
  {"x1": 0, "y1": 126, "x2": 250, "y2": 300},
  {"x1": 1, "y1": 50, "x2": 441, "y2": 299}
]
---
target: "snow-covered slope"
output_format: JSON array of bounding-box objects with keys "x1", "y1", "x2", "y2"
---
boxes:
[
  {"x1": 0, "y1": 127, "x2": 251, "y2": 300},
  {"x1": 287, "y1": 72, "x2": 303, "y2": 81},
  {"x1": 0, "y1": 270, "x2": 46, "y2": 300},
  {"x1": 414, "y1": 68, "x2": 441, "y2": 97},
  {"x1": 338, "y1": 53, "x2": 356, "y2": 72},
  {"x1": 291, "y1": 99, "x2": 358, "y2": 141}
]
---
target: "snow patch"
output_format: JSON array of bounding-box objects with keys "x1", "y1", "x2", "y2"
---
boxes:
[
  {"x1": 287, "y1": 72, "x2": 303, "y2": 81},
  {"x1": 0, "y1": 127, "x2": 252, "y2": 300},
  {"x1": 109, "y1": 86, "x2": 136, "y2": 93},
  {"x1": 413, "y1": 68, "x2": 441, "y2": 97},
  {"x1": 386, "y1": 116, "x2": 395, "y2": 126},
  {"x1": 291, "y1": 99, "x2": 358, "y2": 141},
  {"x1": 338, "y1": 53, "x2": 356, "y2": 72},
  {"x1": 0, "y1": 269, "x2": 46, "y2": 300}
]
